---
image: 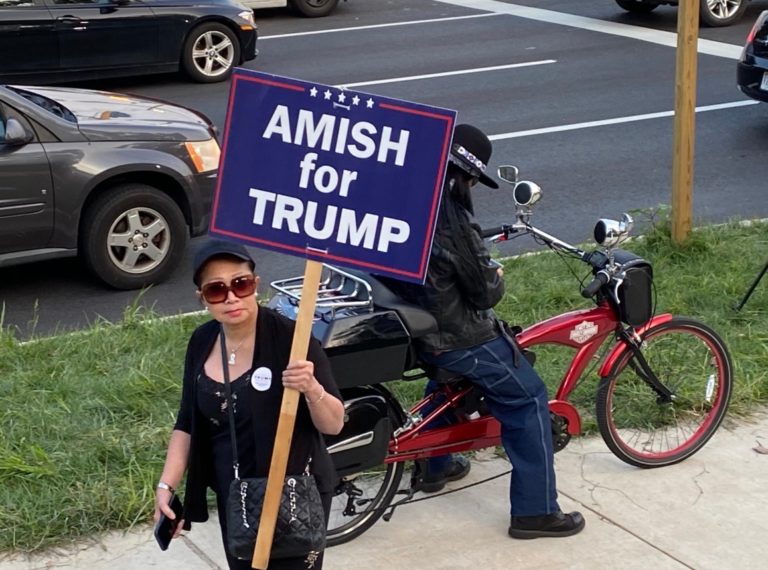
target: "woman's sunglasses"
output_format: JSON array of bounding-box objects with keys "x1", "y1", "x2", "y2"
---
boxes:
[{"x1": 200, "y1": 276, "x2": 256, "y2": 304}]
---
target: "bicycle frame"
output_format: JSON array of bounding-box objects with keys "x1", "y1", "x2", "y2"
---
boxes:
[{"x1": 386, "y1": 301, "x2": 673, "y2": 464}]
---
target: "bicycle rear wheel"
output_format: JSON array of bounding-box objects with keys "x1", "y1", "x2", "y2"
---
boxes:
[
  {"x1": 596, "y1": 317, "x2": 732, "y2": 468},
  {"x1": 327, "y1": 460, "x2": 404, "y2": 546}
]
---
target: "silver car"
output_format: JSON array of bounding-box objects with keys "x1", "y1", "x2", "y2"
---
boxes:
[{"x1": 0, "y1": 84, "x2": 219, "y2": 289}]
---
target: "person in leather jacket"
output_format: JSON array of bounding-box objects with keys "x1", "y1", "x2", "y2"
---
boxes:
[{"x1": 391, "y1": 124, "x2": 585, "y2": 538}]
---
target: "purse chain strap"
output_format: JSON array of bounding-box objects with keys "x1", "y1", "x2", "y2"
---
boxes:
[{"x1": 219, "y1": 332, "x2": 243, "y2": 481}]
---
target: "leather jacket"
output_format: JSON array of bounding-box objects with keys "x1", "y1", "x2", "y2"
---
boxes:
[{"x1": 387, "y1": 203, "x2": 504, "y2": 353}]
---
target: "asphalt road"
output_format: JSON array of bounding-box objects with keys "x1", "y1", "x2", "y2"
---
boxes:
[{"x1": 2, "y1": 0, "x2": 767, "y2": 337}]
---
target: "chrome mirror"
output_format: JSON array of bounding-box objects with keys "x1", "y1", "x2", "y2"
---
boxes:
[
  {"x1": 497, "y1": 165, "x2": 519, "y2": 185},
  {"x1": 594, "y1": 213, "x2": 634, "y2": 248},
  {"x1": 620, "y1": 212, "x2": 634, "y2": 235},
  {"x1": 512, "y1": 181, "x2": 542, "y2": 207}
]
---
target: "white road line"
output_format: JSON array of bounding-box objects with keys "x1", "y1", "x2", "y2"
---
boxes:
[
  {"x1": 259, "y1": 12, "x2": 501, "y2": 40},
  {"x1": 339, "y1": 60, "x2": 556, "y2": 89},
  {"x1": 488, "y1": 99, "x2": 759, "y2": 140},
  {"x1": 435, "y1": 0, "x2": 744, "y2": 60}
]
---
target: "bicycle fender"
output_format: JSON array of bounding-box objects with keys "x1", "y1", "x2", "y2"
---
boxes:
[{"x1": 598, "y1": 313, "x2": 674, "y2": 378}]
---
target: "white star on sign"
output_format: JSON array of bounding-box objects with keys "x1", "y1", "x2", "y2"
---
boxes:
[
  {"x1": 352, "y1": 95, "x2": 360, "y2": 106},
  {"x1": 338, "y1": 92, "x2": 347, "y2": 103},
  {"x1": 366, "y1": 98, "x2": 375, "y2": 109},
  {"x1": 324, "y1": 89, "x2": 332, "y2": 100},
  {"x1": 309, "y1": 87, "x2": 318, "y2": 97}
]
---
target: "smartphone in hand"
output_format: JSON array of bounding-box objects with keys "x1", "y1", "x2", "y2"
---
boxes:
[{"x1": 154, "y1": 494, "x2": 184, "y2": 551}]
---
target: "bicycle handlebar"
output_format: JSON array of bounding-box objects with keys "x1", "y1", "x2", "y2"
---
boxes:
[
  {"x1": 480, "y1": 221, "x2": 611, "y2": 297},
  {"x1": 581, "y1": 271, "x2": 609, "y2": 298},
  {"x1": 481, "y1": 221, "x2": 588, "y2": 259},
  {"x1": 480, "y1": 225, "x2": 507, "y2": 239}
]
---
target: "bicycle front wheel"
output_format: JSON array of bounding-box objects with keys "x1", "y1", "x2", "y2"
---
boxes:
[{"x1": 596, "y1": 317, "x2": 733, "y2": 468}]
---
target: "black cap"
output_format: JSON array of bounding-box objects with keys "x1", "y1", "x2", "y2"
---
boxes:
[
  {"x1": 193, "y1": 239, "x2": 255, "y2": 286},
  {"x1": 449, "y1": 124, "x2": 499, "y2": 189}
]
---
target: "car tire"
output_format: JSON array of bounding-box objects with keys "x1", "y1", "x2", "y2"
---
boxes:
[
  {"x1": 289, "y1": 0, "x2": 339, "y2": 18},
  {"x1": 182, "y1": 22, "x2": 241, "y2": 83},
  {"x1": 615, "y1": 0, "x2": 659, "y2": 13},
  {"x1": 699, "y1": 0, "x2": 747, "y2": 27},
  {"x1": 80, "y1": 184, "x2": 188, "y2": 290}
]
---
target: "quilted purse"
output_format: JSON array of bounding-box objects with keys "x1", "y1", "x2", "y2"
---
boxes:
[
  {"x1": 225, "y1": 471, "x2": 326, "y2": 560},
  {"x1": 219, "y1": 334, "x2": 326, "y2": 560}
]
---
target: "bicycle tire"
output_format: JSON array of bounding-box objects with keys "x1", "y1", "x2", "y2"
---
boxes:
[
  {"x1": 596, "y1": 317, "x2": 733, "y2": 468},
  {"x1": 326, "y1": 406, "x2": 404, "y2": 546}
]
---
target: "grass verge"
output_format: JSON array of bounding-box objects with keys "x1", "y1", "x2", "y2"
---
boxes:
[{"x1": 2, "y1": 219, "x2": 767, "y2": 553}]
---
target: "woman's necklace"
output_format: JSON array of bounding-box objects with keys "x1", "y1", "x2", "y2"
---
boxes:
[{"x1": 224, "y1": 336, "x2": 248, "y2": 366}]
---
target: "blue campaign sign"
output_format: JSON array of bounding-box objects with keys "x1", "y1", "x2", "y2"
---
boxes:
[{"x1": 210, "y1": 69, "x2": 456, "y2": 283}]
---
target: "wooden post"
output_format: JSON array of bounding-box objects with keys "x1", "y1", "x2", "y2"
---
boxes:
[
  {"x1": 671, "y1": 0, "x2": 700, "y2": 244},
  {"x1": 251, "y1": 259, "x2": 324, "y2": 569}
]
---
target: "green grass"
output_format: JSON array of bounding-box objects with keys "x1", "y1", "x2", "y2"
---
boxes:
[
  {"x1": 0, "y1": 305, "x2": 208, "y2": 553},
  {"x1": 2, "y1": 218, "x2": 768, "y2": 553}
]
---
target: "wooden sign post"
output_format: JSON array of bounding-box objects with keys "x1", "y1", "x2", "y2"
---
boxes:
[
  {"x1": 251, "y1": 259, "x2": 323, "y2": 569},
  {"x1": 671, "y1": 0, "x2": 700, "y2": 244}
]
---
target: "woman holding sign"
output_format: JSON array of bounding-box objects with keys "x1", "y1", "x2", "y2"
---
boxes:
[
  {"x1": 154, "y1": 240, "x2": 344, "y2": 569},
  {"x1": 389, "y1": 124, "x2": 586, "y2": 538}
]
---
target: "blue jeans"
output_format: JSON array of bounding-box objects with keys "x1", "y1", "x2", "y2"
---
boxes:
[
  {"x1": 421, "y1": 377, "x2": 457, "y2": 475},
  {"x1": 421, "y1": 335, "x2": 560, "y2": 516}
]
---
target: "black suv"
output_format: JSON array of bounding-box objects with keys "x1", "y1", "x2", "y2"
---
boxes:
[
  {"x1": 738, "y1": 11, "x2": 768, "y2": 102},
  {"x1": 0, "y1": 84, "x2": 218, "y2": 289}
]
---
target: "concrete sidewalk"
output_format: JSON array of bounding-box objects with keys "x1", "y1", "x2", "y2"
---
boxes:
[{"x1": 3, "y1": 411, "x2": 767, "y2": 570}]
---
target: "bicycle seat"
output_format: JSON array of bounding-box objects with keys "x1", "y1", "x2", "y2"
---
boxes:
[{"x1": 345, "y1": 269, "x2": 438, "y2": 338}]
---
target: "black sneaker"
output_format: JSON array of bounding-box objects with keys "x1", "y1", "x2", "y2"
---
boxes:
[
  {"x1": 508, "y1": 510, "x2": 585, "y2": 539},
  {"x1": 421, "y1": 456, "x2": 471, "y2": 493}
]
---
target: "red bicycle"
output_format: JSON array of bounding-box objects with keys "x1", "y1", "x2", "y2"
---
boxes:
[{"x1": 268, "y1": 167, "x2": 733, "y2": 546}]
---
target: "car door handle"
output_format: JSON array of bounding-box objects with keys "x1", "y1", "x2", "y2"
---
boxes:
[{"x1": 57, "y1": 15, "x2": 88, "y2": 25}]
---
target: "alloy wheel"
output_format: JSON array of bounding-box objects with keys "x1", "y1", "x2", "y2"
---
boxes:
[
  {"x1": 191, "y1": 30, "x2": 235, "y2": 78},
  {"x1": 107, "y1": 206, "x2": 171, "y2": 275},
  {"x1": 705, "y1": 0, "x2": 742, "y2": 21}
]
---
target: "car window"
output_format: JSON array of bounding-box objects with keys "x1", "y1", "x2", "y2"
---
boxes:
[
  {"x1": 0, "y1": 0, "x2": 37, "y2": 7},
  {"x1": 48, "y1": 0, "x2": 137, "y2": 6},
  {"x1": 6, "y1": 87, "x2": 77, "y2": 124},
  {"x1": 50, "y1": 0, "x2": 116, "y2": 4}
]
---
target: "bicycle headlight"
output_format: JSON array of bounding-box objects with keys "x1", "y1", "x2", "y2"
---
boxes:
[
  {"x1": 512, "y1": 181, "x2": 541, "y2": 207},
  {"x1": 594, "y1": 213, "x2": 633, "y2": 248},
  {"x1": 185, "y1": 138, "x2": 221, "y2": 173}
]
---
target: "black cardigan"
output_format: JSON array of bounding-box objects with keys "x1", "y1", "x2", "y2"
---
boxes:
[{"x1": 173, "y1": 307, "x2": 341, "y2": 527}]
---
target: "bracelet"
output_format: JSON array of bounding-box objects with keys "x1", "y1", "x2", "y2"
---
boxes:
[
  {"x1": 157, "y1": 481, "x2": 175, "y2": 493},
  {"x1": 306, "y1": 384, "x2": 326, "y2": 405}
]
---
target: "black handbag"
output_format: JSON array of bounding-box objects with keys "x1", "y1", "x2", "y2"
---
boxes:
[{"x1": 218, "y1": 334, "x2": 326, "y2": 561}]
